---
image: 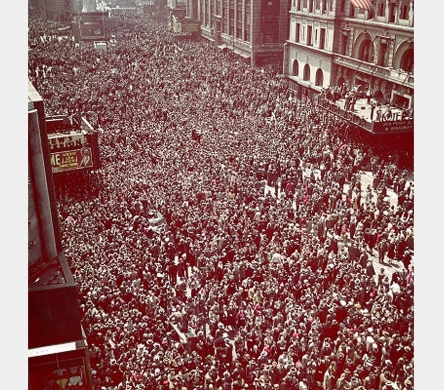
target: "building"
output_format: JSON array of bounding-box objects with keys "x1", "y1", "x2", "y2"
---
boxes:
[
  {"x1": 29, "y1": 0, "x2": 77, "y2": 20},
  {"x1": 282, "y1": 0, "x2": 413, "y2": 148},
  {"x1": 72, "y1": 11, "x2": 108, "y2": 42},
  {"x1": 28, "y1": 81, "x2": 94, "y2": 390},
  {"x1": 167, "y1": 0, "x2": 202, "y2": 37},
  {"x1": 185, "y1": 0, "x2": 290, "y2": 69},
  {"x1": 284, "y1": 0, "x2": 413, "y2": 106}
]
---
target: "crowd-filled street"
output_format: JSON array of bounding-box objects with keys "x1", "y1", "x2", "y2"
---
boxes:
[{"x1": 28, "y1": 13, "x2": 414, "y2": 390}]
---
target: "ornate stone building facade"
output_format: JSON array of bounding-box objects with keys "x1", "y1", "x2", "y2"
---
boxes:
[
  {"x1": 186, "y1": 0, "x2": 290, "y2": 69},
  {"x1": 284, "y1": 0, "x2": 413, "y2": 108}
]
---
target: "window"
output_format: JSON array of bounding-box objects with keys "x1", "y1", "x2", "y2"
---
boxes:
[
  {"x1": 399, "y1": 4, "x2": 409, "y2": 19},
  {"x1": 349, "y1": 4, "x2": 355, "y2": 17},
  {"x1": 293, "y1": 60, "x2": 299, "y2": 77},
  {"x1": 377, "y1": 2, "x2": 385, "y2": 17},
  {"x1": 237, "y1": 9, "x2": 242, "y2": 24},
  {"x1": 378, "y1": 42, "x2": 388, "y2": 66},
  {"x1": 389, "y1": 3, "x2": 396, "y2": 22},
  {"x1": 320, "y1": 28, "x2": 326, "y2": 50},
  {"x1": 303, "y1": 64, "x2": 310, "y2": 81},
  {"x1": 296, "y1": 23, "x2": 300, "y2": 42},
  {"x1": 315, "y1": 68, "x2": 324, "y2": 86},
  {"x1": 358, "y1": 39, "x2": 373, "y2": 63},
  {"x1": 342, "y1": 35, "x2": 348, "y2": 55},
  {"x1": 315, "y1": 29, "x2": 318, "y2": 44},
  {"x1": 307, "y1": 25, "x2": 312, "y2": 45},
  {"x1": 400, "y1": 48, "x2": 414, "y2": 73}
]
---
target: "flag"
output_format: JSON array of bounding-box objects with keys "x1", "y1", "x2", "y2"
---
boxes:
[
  {"x1": 350, "y1": 0, "x2": 375, "y2": 18},
  {"x1": 350, "y1": 0, "x2": 373, "y2": 12}
]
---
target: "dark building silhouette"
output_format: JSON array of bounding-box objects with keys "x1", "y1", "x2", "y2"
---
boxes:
[{"x1": 28, "y1": 81, "x2": 93, "y2": 390}]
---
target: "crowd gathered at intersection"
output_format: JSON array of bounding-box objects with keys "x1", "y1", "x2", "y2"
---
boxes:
[{"x1": 29, "y1": 14, "x2": 414, "y2": 390}]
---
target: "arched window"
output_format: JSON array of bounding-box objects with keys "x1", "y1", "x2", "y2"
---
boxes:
[
  {"x1": 292, "y1": 60, "x2": 299, "y2": 77},
  {"x1": 303, "y1": 64, "x2": 310, "y2": 81},
  {"x1": 400, "y1": 48, "x2": 414, "y2": 73},
  {"x1": 315, "y1": 68, "x2": 324, "y2": 86},
  {"x1": 358, "y1": 39, "x2": 374, "y2": 63}
]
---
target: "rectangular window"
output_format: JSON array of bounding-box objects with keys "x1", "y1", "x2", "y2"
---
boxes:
[
  {"x1": 342, "y1": 35, "x2": 348, "y2": 55},
  {"x1": 340, "y1": 0, "x2": 345, "y2": 12},
  {"x1": 349, "y1": 4, "x2": 355, "y2": 17},
  {"x1": 378, "y1": 2, "x2": 385, "y2": 16},
  {"x1": 320, "y1": 28, "x2": 325, "y2": 49},
  {"x1": 237, "y1": 10, "x2": 242, "y2": 24},
  {"x1": 307, "y1": 25, "x2": 312, "y2": 45},
  {"x1": 389, "y1": 3, "x2": 396, "y2": 22},
  {"x1": 315, "y1": 29, "x2": 318, "y2": 44},
  {"x1": 296, "y1": 23, "x2": 300, "y2": 42},
  {"x1": 315, "y1": 0, "x2": 320, "y2": 9},
  {"x1": 400, "y1": 4, "x2": 409, "y2": 19}
]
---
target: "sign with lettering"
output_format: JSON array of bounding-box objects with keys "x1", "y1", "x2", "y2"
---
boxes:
[
  {"x1": 372, "y1": 119, "x2": 414, "y2": 134},
  {"x1": 50, "y1": 147, "x2": 94, "y2": 173},
  {"x1": 48, "y1": 133, "x2": 87, "y2": 151},
  {"x1": 181, "y1": 23, "x2": 200, "y2": 33}
]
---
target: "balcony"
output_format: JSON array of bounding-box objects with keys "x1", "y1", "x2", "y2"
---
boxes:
[
  {"x1": 317, "y1": 96, "x2": 413, "y2": 135},
  {"x1": 334, "y1": 55, "x2": 414, "y2": 88}
]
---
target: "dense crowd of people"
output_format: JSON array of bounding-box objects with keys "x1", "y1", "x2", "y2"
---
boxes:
[{"x1": 29, "y1": 14, "x2": 414, "y2": 390}]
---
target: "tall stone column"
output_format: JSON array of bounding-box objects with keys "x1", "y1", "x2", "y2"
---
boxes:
[{"x1": 28, "y1": 109, "x2": 57, "y2": 263}]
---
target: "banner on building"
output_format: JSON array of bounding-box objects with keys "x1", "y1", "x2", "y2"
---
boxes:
[
  {"x1": 372, "y1": 119, "x2": 414, "y2": 134},
  {"x1": 181, "y1": 23, "x2": 201, "y2": 33},
  {"x1": 50, "y1": 147, "x2": 94, "y2": 173},
  {"x1": 48, "y1": 133, "x2": 88, "y2": 151}
]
